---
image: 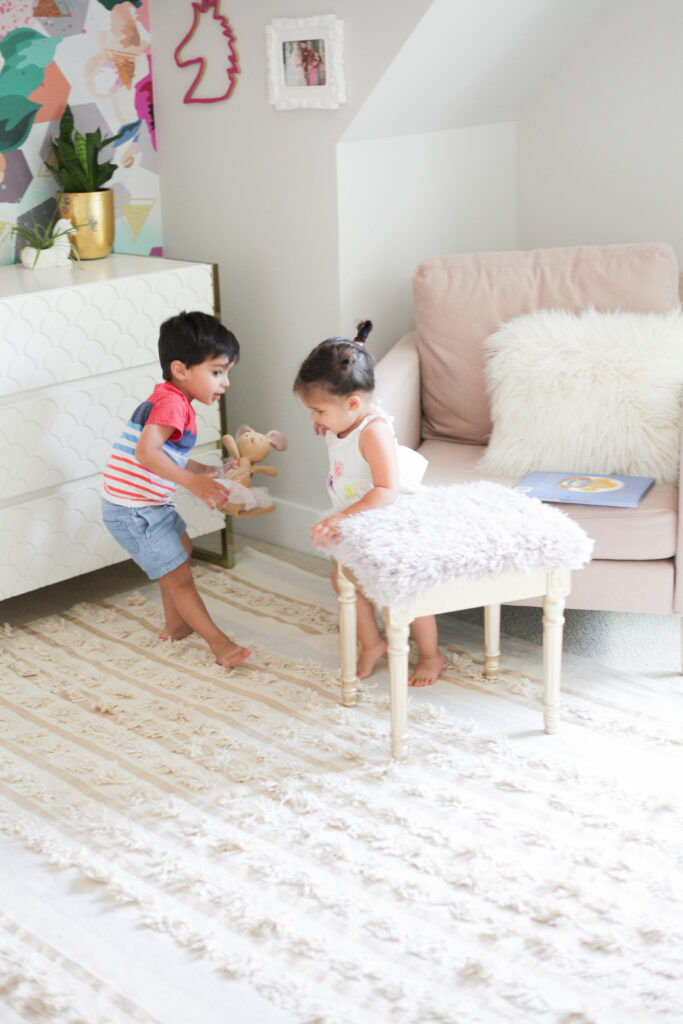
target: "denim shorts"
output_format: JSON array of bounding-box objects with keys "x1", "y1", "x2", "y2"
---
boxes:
[{"x1": 101, "y1": 499, "x2": 189, "y2": 580}]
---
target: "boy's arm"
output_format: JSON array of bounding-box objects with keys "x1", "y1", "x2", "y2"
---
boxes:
[
  {"x1": 136, "y1": 423, "x2": 229, "y2": 509},
  {"x1": 186, "y1": 458, "x2": 218, "y2": 474}
]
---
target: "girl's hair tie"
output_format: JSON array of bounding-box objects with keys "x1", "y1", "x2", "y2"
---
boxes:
[{"x1": 354, "y1": 319, "x2": 373, "y2": 345}]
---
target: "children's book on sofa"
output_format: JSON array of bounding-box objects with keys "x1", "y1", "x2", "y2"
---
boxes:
[{"x1": 513, "y1": 472, "x2": 655, "y2": 507}]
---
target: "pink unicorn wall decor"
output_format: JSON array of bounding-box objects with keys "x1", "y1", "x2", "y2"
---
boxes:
[{"x1": 174, "y1": 0, "x2": 240, "y2": 104}]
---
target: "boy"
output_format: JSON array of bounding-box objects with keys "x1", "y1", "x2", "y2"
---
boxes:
[{"x1": 101, "y1": 311, "x2": 250, "y2": 668}]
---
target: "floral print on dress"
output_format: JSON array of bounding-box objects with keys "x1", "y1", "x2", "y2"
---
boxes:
[
  {"x1": 344, "y1": 483, "x2": 360, "y2": 501},
  {"x1": 327, "y1": 458, "x2": 344, "y2": 493}
]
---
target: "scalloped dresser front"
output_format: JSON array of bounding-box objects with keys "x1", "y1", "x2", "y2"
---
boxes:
[{"x1": 0, "y1": 255, "x2": 224, "y2": 600}]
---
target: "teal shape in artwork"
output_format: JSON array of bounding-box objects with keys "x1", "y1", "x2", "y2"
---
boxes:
[
  {"x1": 0, "y1": 28, "x2": 61, "y2": 152},
  {"x1": 95, "y1": 0, "x2": 141, "y2": 9},
  {"x1": 0, "y1": 27, "x2": 60, "y2": 78},
  {"x1": 0, "y1": 97, "x2": 41, "y2": 153}
]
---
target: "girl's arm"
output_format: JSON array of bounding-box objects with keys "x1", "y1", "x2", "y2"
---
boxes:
[
  {"x1": 136, "y1": 423, "x2": 229, "y2": 510},
  {"x1": 349, "y1": 418, "x2": 399, "y2": 512},
  {"x1": 311, "y1": 419, "x2": 398, "y2": 547}
]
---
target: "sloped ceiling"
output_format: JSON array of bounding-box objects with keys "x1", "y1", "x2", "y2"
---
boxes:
[{"x1": 342, "y1": 0, "x2": 612, "y2": 141}]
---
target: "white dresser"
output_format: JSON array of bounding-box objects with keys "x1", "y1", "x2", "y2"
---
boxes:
[{"x1": 0, "y1": 254, "x2": 227, "y2": 601}]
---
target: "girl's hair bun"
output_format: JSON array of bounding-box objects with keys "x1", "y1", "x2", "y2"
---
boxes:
[
  {"x1": 293, "y1": 322, "x2": 377, "y2": 397},
  {"x1": 354, "y1": 320, "x2": 373, "y2": 344}
]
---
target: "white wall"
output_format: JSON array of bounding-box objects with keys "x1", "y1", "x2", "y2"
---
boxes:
[
  {"x1": 338, "y1": 122, "x2": 518, "y2": 360},
  {"x1": 152, "y1": 0, "x2": 672, "y2": 555},
  {"x1": 518, "y1": 0, "x2": 683, "y2": 263},
  {"x1": 343, "y1": 0, "x2": 606, "y2": 141},
  {"x1": 149, "y1": 0, "x2": 431, "y2": 551}
]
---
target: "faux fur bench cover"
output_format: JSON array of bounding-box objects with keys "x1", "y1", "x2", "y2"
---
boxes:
[{"x1": 333, "y1": 481, "x2": 594, "y2": 608}]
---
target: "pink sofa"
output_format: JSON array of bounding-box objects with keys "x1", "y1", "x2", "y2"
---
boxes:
[{"x1": 375, "y1": 243, "x2": 683, "y2": 615}]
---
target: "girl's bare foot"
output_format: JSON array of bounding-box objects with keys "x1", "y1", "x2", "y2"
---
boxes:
[
  {"x1": 212, "y1": 638, "x2": 251, "y2": 668},
  {"x1": 158, "y1": 624, "x2": 194, "y2": 641},
  {"x1": 408, "y1": 651, "x2": 446, "y2": 687},
  {"x1": 357, "y1": 639, "x2": 387, "y2": 679}
]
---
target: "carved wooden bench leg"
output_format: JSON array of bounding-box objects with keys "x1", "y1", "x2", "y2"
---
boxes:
[
  {"x1": 542, "y1": 569, "x2": 570, "y2": 734},
  {"x1": 385, "y1": 614, "x2": 410, "y2": 761},
  {"x1": 484, "y1": 603, "x2": 501, "y2": 680},
  {"x1": 337, "y1": 564, "x2": 358, "y2": 708},
  {"x1": 336, "y1": 560, "x2": 573, "y2": 757}
]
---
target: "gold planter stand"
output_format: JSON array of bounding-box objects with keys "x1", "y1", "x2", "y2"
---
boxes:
[{"x1": 59, "y1": 188, "x2": 114, "y2": 260}]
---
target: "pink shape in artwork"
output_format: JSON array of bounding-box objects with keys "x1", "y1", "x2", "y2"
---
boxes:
[
  {"x1": 135, "y1": 54, "x2": 156, "y2": 150},
  {"x1": 174, "y1": 0, "x2": 240, "y2": 104}
]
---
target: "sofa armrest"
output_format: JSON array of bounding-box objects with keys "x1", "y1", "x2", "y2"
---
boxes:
[{"x1": 375, "y1": 330, "x2": 422, "y2": 450}]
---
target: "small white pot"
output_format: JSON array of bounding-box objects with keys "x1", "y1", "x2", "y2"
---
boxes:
[{"x1": 19, "y1": 220, "x2": 75, "y2": 269}]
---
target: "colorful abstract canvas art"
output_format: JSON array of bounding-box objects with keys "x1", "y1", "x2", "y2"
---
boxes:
[{"x1": 0, "y1": 0, "x2": 162, "y2": 264}]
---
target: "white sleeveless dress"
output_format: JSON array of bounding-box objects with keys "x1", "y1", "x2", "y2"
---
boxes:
[{"x1": 325, "y1": 409, "x2": 427, "y2": 512}]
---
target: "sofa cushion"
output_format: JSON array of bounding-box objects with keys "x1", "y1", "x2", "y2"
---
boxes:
[
  {"x1": 419, "y1": 439, "x2": 678, "y2": 561},
  {"x1": 413, "y1": 243, "x2": 680, "y2": 445}
]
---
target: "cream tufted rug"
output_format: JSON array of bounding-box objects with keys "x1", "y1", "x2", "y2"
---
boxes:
[{"x1": 0, "y1": 547, "x2": 681, "y2": 1023}]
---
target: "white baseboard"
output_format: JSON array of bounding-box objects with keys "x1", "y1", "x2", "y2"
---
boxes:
[{"x1": 231, "y1": 497, "x2": 322, "y2": 556}]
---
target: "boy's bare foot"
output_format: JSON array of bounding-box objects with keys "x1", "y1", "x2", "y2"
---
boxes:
[
  {"x1": 357, "y1": 639, "x2": 387, "y2": 679},
  {"x1": 158, "y1": 624, "x2": 194, "y2": 641},
  {"x1": 212, "y1": 639, "x2": 251, "y2": 668},
  {"x1": 408, "y1": 651, "x2": 446, "y2": 687}
]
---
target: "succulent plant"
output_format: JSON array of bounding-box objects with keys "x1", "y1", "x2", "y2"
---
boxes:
[
  {"x1": 10, "y1": 207, "x2": 81, "y2": 267},
  {"x1": 49, "y1": 104, "x2": 126, "y2": 193}
]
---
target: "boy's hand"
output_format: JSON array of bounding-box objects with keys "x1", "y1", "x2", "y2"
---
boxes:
[
  {"x1": 189, "y1": 473, "x2": 230, "y2": 510},
  {"x1": 310, "y1": 512, "x2": 345, "y2": 548}
]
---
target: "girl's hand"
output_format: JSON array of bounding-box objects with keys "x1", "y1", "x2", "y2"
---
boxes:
[{"x1": 310, "y1": 513, "x2": 345, "y2": 548}]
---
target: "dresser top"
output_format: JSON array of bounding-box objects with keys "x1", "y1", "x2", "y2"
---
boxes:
[{"x1": 0, "y1": 254, "x2": 212, "y2": 299}]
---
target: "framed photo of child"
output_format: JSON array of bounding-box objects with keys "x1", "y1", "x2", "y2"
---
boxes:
[{"x1": 266, "y1": 15, "x2": 346, "y2": 110}]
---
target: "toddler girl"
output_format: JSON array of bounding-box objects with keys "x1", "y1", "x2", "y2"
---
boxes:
[{"x1": 294, "y1": 321, "x2": 446, "y2": 686}]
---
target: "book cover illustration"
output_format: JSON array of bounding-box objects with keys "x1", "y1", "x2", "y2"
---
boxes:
[{"x1": 513, "y1": 472, "x2": 655, "y2": 508}]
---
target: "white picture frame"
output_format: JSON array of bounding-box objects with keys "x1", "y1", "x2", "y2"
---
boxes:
[{"x1": 266, "y1": 15, "x2": 346, "y2": 111}]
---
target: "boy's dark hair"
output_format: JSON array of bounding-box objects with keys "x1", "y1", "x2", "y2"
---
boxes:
[
  {"x1": 293, "y1": 320, "x2": 374, "y2": 397},
  {"x1": 158, "y1": 311, "x2": 240, "y2": 382}
]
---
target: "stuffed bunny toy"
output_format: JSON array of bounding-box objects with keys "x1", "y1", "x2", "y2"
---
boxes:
[{"x1": 218, "y1": 424, "x2": 287, "y2": 517}]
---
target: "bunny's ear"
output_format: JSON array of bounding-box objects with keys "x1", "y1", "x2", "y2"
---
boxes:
[
  {"x1": 235, "y1": 424, "x2": 251, "y2": 440},
  {"x1": 222, "y1": 434, "x2": 240, "y2": 460},
  {"x1": 266, "y1": 430, "x2": 287, "y2": 451}
]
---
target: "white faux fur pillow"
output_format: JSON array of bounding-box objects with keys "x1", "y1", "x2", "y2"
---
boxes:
[{"x1": 477, "y1": 308, "x2": 683, "y2": 484}]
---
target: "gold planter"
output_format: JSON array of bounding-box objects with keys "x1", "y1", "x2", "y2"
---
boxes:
[{"x1": 59, "y1": 189, "x2": 114, "y2": 260}]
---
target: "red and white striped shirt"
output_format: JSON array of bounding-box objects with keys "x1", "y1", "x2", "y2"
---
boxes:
[{"x1": 102, "y1": 382, "x2": 197, "y2": 507}]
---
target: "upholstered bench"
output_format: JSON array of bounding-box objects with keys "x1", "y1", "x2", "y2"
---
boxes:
[{"x1": 332, "y1": 482, "x2": 593, "y2": 759}]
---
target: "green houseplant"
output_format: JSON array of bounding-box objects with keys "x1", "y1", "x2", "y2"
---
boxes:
[
  {"x1": 48, "y1": 104, "x2": 126, "y2": 259},
  {"x1": 50, "y1": 104, "x2": 125, "y2": 192},
  {"x1": 10, "y1": 208, "x2": 81, "y2": 269}
]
